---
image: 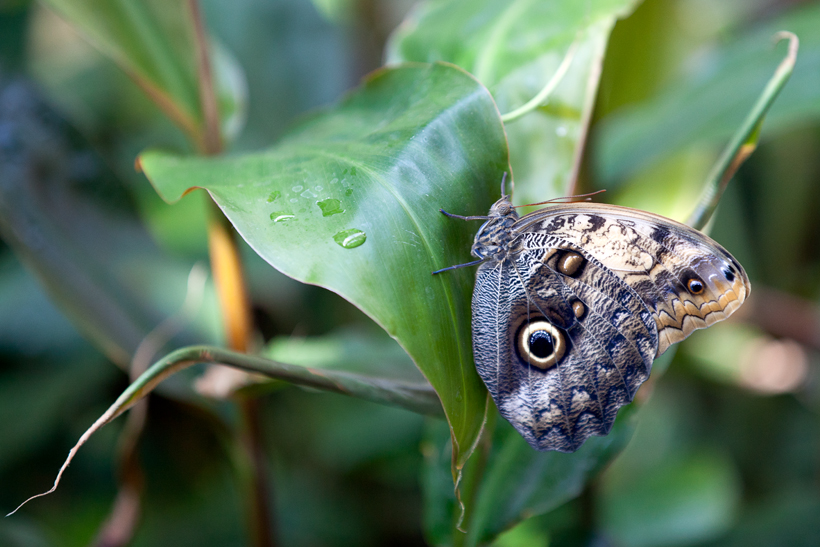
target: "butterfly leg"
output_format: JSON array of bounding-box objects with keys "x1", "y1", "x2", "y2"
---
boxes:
[{"x1": 439, "y1": 209, "x2": 490, "y2": 221}]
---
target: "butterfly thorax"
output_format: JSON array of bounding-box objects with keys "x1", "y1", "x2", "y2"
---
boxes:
[{"x1": 471, "y1": 196, "x2": 520, "y2": 262}]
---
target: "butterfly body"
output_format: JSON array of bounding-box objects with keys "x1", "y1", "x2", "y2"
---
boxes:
[{"x1": 463, "y1": 193, "x2": 749, "y2": 452}]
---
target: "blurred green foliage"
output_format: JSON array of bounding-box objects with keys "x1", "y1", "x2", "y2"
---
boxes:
[{"x1": 1, "y1": 0, "x2": 819, "y2": 546}]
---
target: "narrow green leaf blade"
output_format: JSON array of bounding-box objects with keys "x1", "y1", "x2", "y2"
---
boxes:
[
  {"x1": 687, "y1": 32, "x2": 797, "y2": 230},
  {"x1": 595, "y1": 4, "x2": 820, "y2": 187},
  {"x1": 39, "y1": 0, "x2": 246, "y2": 147}
]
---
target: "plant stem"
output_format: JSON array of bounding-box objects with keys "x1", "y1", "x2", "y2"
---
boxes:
[
  {"x1": 238, "y1": 397, "x2": 276, "y2": 547},
  {"x1": 188, "y1": 2, "x2": 272, "y2": 544},
  {"x1": 188, "y1": 0, "x2": 222, "y2": 155}
]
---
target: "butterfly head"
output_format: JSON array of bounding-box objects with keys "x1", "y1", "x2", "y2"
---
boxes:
[{"x1": 470, "y1": 189, "x2": 519, "y2": 259}]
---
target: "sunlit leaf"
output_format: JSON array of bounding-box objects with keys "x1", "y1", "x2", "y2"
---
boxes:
[{"x1": 387, "y1": 0, "x2": 641, "y2": 204}]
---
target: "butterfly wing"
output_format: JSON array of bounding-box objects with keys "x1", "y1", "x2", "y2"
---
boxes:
[
  {"x1": 473, "y1": 240, "x2": 657, "y2": 452},
  {"x1": 472, "y1": 203, "x2": 750, "y2": 452},
  {"x1": 515, "y1": 203, "x2": 751, "y2": 355}
]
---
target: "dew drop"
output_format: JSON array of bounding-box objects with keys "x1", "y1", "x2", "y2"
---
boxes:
[
  {"x1": 301, "y1": 189, "x2": 317, "y2": 199},
  {"x1": 329, "y1": 178, "x2": 339, "y2": 185},
  {"x1": 345, "y1": 188, "x2": 353, "y2": 197},
  {"x1": 556, "y1": 125, "x2": 568, "y2": 137},
  {"x1": 266, "y1": 190, "x2": 281, "y2": 203},
  {"x1": 317, "y1": 198, "x2": 344, "y2": 217},
  {"x1": 333, "y1": 228, "x2": 366, "y2": 249},
  {"x1": 270, "y1": 212, "x2": 295, "y2": 222},
  {"x1": 314, "y1": 185, "x2": 323, "y2": 191},
  {"x1": 292, "y1": 185, "x2": 304, "y2": 192},
  {"x1": 289, "y1": 198, "x2": 298, "y2": 203}
]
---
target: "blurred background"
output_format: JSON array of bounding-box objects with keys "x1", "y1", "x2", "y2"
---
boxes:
[{"x1": 0, "y1": 0, "x2": 819, "y2": 545}]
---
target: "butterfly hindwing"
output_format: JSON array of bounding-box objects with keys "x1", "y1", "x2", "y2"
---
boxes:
[{"x1": 472, "y1": 237, "x2": 657, "y2": 452}]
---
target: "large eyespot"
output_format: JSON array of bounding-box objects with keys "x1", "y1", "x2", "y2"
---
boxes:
[
  {"x1": 687, "y1": 277, "x2": 705, "y2": 295},
  {"x1": 516, "y1": 320, "x2": 566, "y2": 370},
  {"x1": 557, "y1": 251, "x2": 585, "y2": 277}
]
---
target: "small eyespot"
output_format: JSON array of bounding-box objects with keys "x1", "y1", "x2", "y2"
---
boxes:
[
  {"x1": 571, "y1": 300, "x2": 586, "y2": 320},
  {"x1": 516, "y1": 320, "x2": 566, "y2": 370},
  {"x1": 722, "y1": 267, "x2": 735, "y2": 282},
  {"x1": 687, "y1": 278, "x2": 704, "y2": 294},
  {"x1": 557, "y1": 251, "x2": 585, "y2": 277}
]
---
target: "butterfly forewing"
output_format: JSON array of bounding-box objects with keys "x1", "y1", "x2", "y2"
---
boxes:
[{"x1": 515, "y1": 203, "x2": 751, "y2": 356}]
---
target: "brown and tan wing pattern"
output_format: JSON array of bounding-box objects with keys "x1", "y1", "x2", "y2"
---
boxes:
[
  {"x1": 473, "y1": 241, "x2": 658, "y2": 452},
  {"x1": 470, "y1": 201, "x2": 749, "y2": 452},
  {"x1": 514, "y1": 203, "x2": 750, "y2": 356}
]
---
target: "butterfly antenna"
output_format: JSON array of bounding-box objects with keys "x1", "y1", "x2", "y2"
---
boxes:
[
  {"x1": 432, "y1": 259, "x2": 485, "y2": 275},
  {"x1": 512, "y1": 189, "x2": 606, "y2": 209}
]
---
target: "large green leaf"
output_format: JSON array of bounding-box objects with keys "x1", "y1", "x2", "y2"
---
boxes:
[
  {"x1": 387, "y1": 0, "x2": 641, "y2": 204},
  {"x1": 39, "y1": 0, "x2": 246, "y2": 148},
  {"x1": 139, "y1": 63, "x2": 509, "y2": 469}
]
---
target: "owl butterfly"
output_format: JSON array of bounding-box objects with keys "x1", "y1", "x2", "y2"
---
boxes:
[{"x1": 435, "y1": 177, "x2": 750, "y2": 452}]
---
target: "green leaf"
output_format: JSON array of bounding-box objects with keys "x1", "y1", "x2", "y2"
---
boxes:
[
  {"x1": 262, "y1": 328, "x2": 423, "y2": 381},
  {"x1": 422, "y1": 407, "x2": 636, "y2": 545},
  {"x1": 39, "y1": 0, "x2": 246, "y2": 148},
  {"x1": 310, "y1": 0, "x2": 357, "y2": 24},
  {"x1": 387, "y1": 0, "x2": 641, "y2": 204},
  {"x1": 139, "y1": 63, "x2": 509, "y2": 470},
  {"x1": 594, "y1": 2, "x2": 820, "y2": 187},
  {"x1": 599, "y1": 450, "x2": 741, "y2": 546}
]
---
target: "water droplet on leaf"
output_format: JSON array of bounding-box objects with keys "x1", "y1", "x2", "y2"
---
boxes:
[
  {"x1": 270, "y1": 212, "x2": 295, "y2": 222},
  {"x1": 266, "y1": 191, "x2": 281, "y2": 202},
  {"x1": 317, "y1": 198, "x2": 344, "y2": 217},
  {"x1": 333, "y1": 229, "x2": 366, "y2": 249}
]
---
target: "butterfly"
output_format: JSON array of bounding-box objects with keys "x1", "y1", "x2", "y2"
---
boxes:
[{"x1": 435, "y1": 176, "x2": 750, "y2": 452}]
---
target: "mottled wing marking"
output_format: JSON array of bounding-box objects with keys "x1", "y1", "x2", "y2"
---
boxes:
[
  {"x1": 515, "y1": 203, "x2": 750, "y2": 356},
  {"x1": 468, "y1": 198, "x2": 749, "y2": 453},
  {"x1": 473, "y1": 234, "x2": 657, "y2": 452}
]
